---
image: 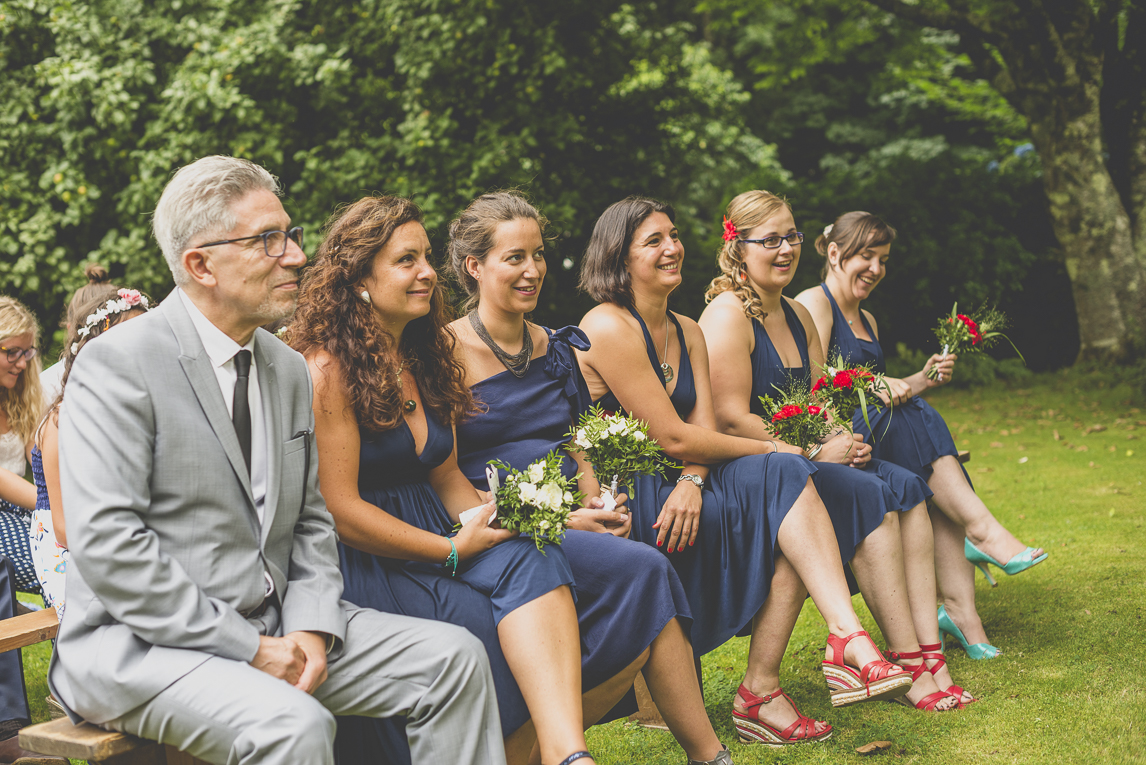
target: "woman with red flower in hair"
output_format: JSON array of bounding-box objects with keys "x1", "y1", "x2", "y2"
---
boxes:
[
  {"x1": 700, "y1": 190, "x2": 970, "y2": 714},
  {"x1": 795, "y1": 211, "x2": 1046, "y2": 662}
]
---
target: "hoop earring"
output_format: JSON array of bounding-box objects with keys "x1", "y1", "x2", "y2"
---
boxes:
[{"x1": 359, "y1": 290, "x2": 371, "y2": 304}]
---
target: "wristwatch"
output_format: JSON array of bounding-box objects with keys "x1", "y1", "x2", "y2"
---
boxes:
[{"x1": 677, "y1": 473, "x2": 705, "y2": 491}]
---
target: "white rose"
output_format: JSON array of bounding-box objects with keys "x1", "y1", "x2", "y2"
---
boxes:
[
  {"x1": 536, "y1": 482, "x2": 564, "y2": 511},
  {"x1": 564, "y1": 491, "x2": 575, "y2": 504},
  {"x1": 528, "y1": 463, "x2": 545, "y2": 483},
  {"x1": 539, "y1": 520, "x2": 551, "y2": 531},
  {"x1": 607, "y1": 420, "x2": 626, "y2": 435},
  {"x1": 518, "y1": 482, "x2": 538, "y2": 502},
  {"x1": 633, "y1": 431, "x2": 646, "y2": 441},
  {"x1": 575, "y1": 435, "x2": 591, "y2": 450}
]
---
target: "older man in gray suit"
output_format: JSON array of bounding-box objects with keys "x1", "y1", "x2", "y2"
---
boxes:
[{"x1": 50, "y1": 156, "x2": 506, "y2": 765}]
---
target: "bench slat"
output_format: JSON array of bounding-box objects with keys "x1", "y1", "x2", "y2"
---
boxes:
[
  {"x1": 18, "y1": 717, "x2": 151, "y2": 761},
  {"x1": 0, "y1": 608, "x2": 59, "y2": 653}
]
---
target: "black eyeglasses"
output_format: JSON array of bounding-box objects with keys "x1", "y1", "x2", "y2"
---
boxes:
[
  {"x1": 742, "y1": 232, "x2": 804, "y2": 249},
  {"x1": 198, "y1": 226, "x2": 304, "y2": 258},
  {"x1": 1, "y1": 345, "x2": 37, "y2": 363}
]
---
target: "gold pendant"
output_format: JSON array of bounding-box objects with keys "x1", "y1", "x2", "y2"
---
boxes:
[
  {"x1": 661, "y1": 363, "x2": 674, "y2": 384},
  {"x1": 403, "y1": 399, "x2": 417, "y2": 413}
]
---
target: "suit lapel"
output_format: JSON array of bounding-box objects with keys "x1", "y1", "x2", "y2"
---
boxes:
[
  {"x1": 256, "y1": 336, "x2": 281, "y2": 547},
  {"x1": 163, "y1": 298, "x2": 257, "y2": 510}
]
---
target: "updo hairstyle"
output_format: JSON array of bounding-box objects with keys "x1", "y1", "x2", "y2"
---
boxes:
[
  {"x1": 64, "y1": 264, "x2": 116, "y2": 333},
  {"x1": 288, "y1": 195, "x2": 474, "y2": 431},
  {"x1": 815, "y1": 212, "x2": 897, "y2": 280},
  {"x1": 704, "y1": 190, "x2": 792, "y2": 322},
  {"x1": 579, "y1": 196, "x2": 674, "y2": 307},
  {"x1": 448, "y1": 191, "x2": 548, "y2": 313}
]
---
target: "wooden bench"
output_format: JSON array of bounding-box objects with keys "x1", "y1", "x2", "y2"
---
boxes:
[
  {"x1": 0, "y1": 610, "x2": 206, "y2": 764},
  {"x1": 629, "y1": 448, "x2": 974, "y2": 730}
]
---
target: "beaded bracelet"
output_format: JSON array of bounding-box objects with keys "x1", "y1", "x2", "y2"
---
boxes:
[{"x1": 443, "y1": 537, "x2": 459, "y2": 577}]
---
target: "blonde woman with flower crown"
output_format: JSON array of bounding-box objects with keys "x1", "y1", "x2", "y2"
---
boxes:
[
  {"x1": 31, "y1": 287, "x2": 151, "y2": 615},
  {"x1": 0, "y1": 296, "x2": 43, "y2": 596}
]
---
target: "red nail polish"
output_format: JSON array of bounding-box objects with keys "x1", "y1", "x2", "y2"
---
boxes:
[{"x1": 657, "y1": 540, "x2": 662, "y2": 547}]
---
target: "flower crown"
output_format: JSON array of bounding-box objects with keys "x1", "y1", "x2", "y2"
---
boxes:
[
  {"x1": 722, "y1": 216, "x2": 740, "y2": 242},
  {"x1": 72, "y1": 289, "x2": 150, "y2": 353}
]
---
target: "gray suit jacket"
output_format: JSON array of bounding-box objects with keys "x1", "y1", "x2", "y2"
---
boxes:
[{"x1": 50, "y1": 295, "x2": 347, "y2": 724}]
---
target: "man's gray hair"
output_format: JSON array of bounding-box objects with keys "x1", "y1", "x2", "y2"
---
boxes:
[{"x1": 152, "y1": 156, "x2": 281, "y2": 286}]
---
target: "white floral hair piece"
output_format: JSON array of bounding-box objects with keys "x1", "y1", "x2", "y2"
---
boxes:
[
  {"x1": 72, "y1": 288, "x2": 151, "y2": 353},
  {"x1": 823, "y1": 223, "x2": 834, "y2": 237}
]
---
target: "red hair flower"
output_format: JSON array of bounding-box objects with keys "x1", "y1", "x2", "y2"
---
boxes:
[
  {"x1": 722, "y1": 216, "x2": 740, "y2": 242},
  {"x1": 772, "y1": 404, "x2": 803, "y2": 422}
]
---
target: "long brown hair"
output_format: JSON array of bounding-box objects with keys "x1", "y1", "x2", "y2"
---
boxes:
[
  {"x1": 288, "y1": 196, "x2": 474, "y2": 431},
  {"x1": 705, "y1": 190, "x2": 792, "y2": 321},
  {"x1": 0, "y1": 297, "x2": 43, "y2": 444},
  {"x1": 815, "y1": 212, "x2": 897, "y2": 280}
]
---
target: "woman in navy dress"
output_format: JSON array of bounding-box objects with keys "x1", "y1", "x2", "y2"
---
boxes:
[
  {"x1": 699, "y1": 190, "x2": 968, "y2": 709},
  {"x1": 289, "y1": 196, "x2": 598, "y2": 765},
  {"x1": 445, "y1": 192, "x2": 730, "y2": 765},
  {"x1": 795, "y1": 211, "x2": 1047, "y2": 660},
  {"x1": 576, "y1": 198, "x2": 915, "y2": 747}
]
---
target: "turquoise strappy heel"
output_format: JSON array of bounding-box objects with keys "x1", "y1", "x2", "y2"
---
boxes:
[
  {"x1": 964, "y1": 538, "x2": 1047, "y2": 587},
  {"x1": 937, "y1": 605, "x2": 1000, "y2": 660}
]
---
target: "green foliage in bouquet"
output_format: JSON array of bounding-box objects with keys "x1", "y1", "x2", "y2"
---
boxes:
[
  {"x1": 812, "y1": 353, "x2": 892, "y2": 435},
  {"x1": 565, "y1": 406, "x2": 676, "y2": 499},
  {"x1": 757, "y1": 380, "x2": 835, "y2": 452},
  {"x1": 928, "y1": 303, "x2": 1026, "y2": 380},
  {"x1": 489, "y1": 453, "x2": 584, "y2": 553}
]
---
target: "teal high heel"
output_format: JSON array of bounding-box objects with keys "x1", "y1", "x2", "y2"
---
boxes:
[
  {"x1": 963, "y1": 538, "x2": 1047, "y2": 587},
  {"x1": 937, "y1": 605, "x2": 1000, "y2": 660}
]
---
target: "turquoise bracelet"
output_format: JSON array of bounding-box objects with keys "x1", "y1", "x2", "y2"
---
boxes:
[{"x1": 443, "y1": 537, "x2": 459, "y2": 577}]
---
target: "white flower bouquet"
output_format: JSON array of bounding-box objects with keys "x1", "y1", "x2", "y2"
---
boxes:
[
  {"x1": 565, "y1": 405, "x2": 674, "y2": 506},
  {"x1": 488, "y1": 453, "x2": 583, "y2": 552}
]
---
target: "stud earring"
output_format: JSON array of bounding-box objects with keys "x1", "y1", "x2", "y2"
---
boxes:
[{"x1": 359, "y1": 290, "x2": 371, "y2": 304}]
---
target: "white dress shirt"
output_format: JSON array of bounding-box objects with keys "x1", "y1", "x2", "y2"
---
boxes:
[{"x1": 177, "y1": 289, "x2": 268, "y2": 525}]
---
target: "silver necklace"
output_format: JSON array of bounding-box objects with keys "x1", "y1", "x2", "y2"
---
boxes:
[
  {"x1": 655, "y1": 316, "x2": 674, "y2": 383},
  {"x1": 468, "y1": 310, "x2": 533, "y2": 378}
]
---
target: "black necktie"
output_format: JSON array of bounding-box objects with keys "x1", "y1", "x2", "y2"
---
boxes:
[{"x1": 233, "y1": 350, "x2": 252, "y2": 474}]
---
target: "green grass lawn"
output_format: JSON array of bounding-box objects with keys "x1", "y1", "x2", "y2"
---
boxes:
[{"x1": 17, "y1": 368, "x2": 1146, "y2": 764}]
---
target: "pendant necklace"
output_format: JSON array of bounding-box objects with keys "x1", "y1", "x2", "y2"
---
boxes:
[
  {"x1": 468, "y1": 310, "x2": 533, "y2": 378},
  {"x1": 656, "y1": 316, "x2": 674, "y2": 384},
  {"x1": 395, "y1": 361, "x2": 417, "y2": 413}
]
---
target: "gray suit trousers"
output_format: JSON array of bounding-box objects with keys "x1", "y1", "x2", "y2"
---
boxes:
[{"x1": 106, "y1": 606, "x2": 506, "y2": 765}]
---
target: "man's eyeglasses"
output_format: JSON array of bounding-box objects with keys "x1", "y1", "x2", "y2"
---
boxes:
[
  {"x1": 198, "y1": 226, "x2": 304, "y2": 258},
  {"x1": 1, "y1": 345, "x2": 37, "y2": 363},
  {"x1": 742, "y1": 232, "x2": 804, "y2": 249}
]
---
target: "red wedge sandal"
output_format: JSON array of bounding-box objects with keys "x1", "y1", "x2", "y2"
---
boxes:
[
  {"x1": 732, "y1": 685, "x2": 833, "y2": 746},
  {"x1": 884, "y1": 648, "x2": 963, "y2": 711},
  {"x1": 821, "y1": 630, "x2": 913, "y2": 707},
  {"x1": 919, "y1": 642, "x2": 975, "y2": 705}
]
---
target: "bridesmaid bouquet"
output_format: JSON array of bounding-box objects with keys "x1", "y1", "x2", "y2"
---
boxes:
[
  {"x1": 812, "y1": 353, "x2": 890, "y2": 434},
  {"x1": 758, "y1": 381, "x2": 835, "y2": 452},
  {"x1": 488, "y1": 453, "x2": 584, "y2": 552},
  {"x1": 566, "y1": 405, "x2": 674, "y2": 506},
  {"x1": 926, "y1": 303, "x2": 1025, "y2": 380}
]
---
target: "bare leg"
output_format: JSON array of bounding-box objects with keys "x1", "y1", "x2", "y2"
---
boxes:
[
  {"x1": 929, "y1": 456, "x2": 1044, "y2": 565},
  {"x1": 930, "y1": 501, "x2": 992, "y2": 648},
  {"x1": 851, "y1": 512, "x2": 953, "y2": 710},
  {"x1": 775, "y1": 479, "x2": 890, "y2": 672},
  {"x1": 499, "y1": 586, "x2": 596, "y2": 765},
  {"x1": 898, "y1": 504, "x2": 969, "y2": 704},
  {"x1": 732, "y1": 553, "x2": 829, "y2": 735},
  {"x1": 581, "y1": 650, "x2": 648, "y2": 729},
  {"x1": 641, "y1": 620, "x2": 725, "y2": 761}
]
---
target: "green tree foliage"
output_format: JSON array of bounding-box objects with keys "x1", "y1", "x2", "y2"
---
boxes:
[{"x1": 0, "y1": 0, "x2": 777, "y2": 351}]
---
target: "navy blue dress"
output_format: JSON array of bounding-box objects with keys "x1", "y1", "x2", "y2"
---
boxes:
[
  {"x1": 335, "y1": 407, "x2": 576, "y2": 764},
  {"x1": 596, "y1": 309, "x2": 817, "y2": 656},
  {"x1": 457, "y1": 326, "x2": 692, "y2": 722},
  {"x1": 749, "y1": 300, "x2": 932, "y2": 567},
  {"x1": 820, "y1": 284, "x2": 966, "y2": 483}
]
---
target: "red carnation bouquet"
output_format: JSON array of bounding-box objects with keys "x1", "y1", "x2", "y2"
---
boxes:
[
  {"x1": 812, "y1": 354, "x2": 890, "y2": 434},
  {"x1": 758, "y1": 380, "x2": 835, "y2": 452},
  {"x1": 926, "y1": 303, "x2": 1025, "y2": 380}
]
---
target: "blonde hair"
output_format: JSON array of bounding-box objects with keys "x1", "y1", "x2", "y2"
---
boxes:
[
  {"x1": 704, "y1": 189, "x2": 792, "y2": 321},
  {"x1": 0, "y1": 296, "x2": 44, "y2": 444}
]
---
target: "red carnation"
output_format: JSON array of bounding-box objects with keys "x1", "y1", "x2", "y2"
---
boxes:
[
  {"x1": 722, "y1": 216, "x2": 739, "y2": 242},
  {"x1": 812, "y1": 376, "x2": 828, "y2": 392},
  {"x1": 832, "y1": 370, "x2": 854, "y2": 389},
  {"x1": 772, "y1": 404, "x2": 803, "y2": 422},
  {"x1": 808, "y1": 405, "x2": 827, "y2": 420}
]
